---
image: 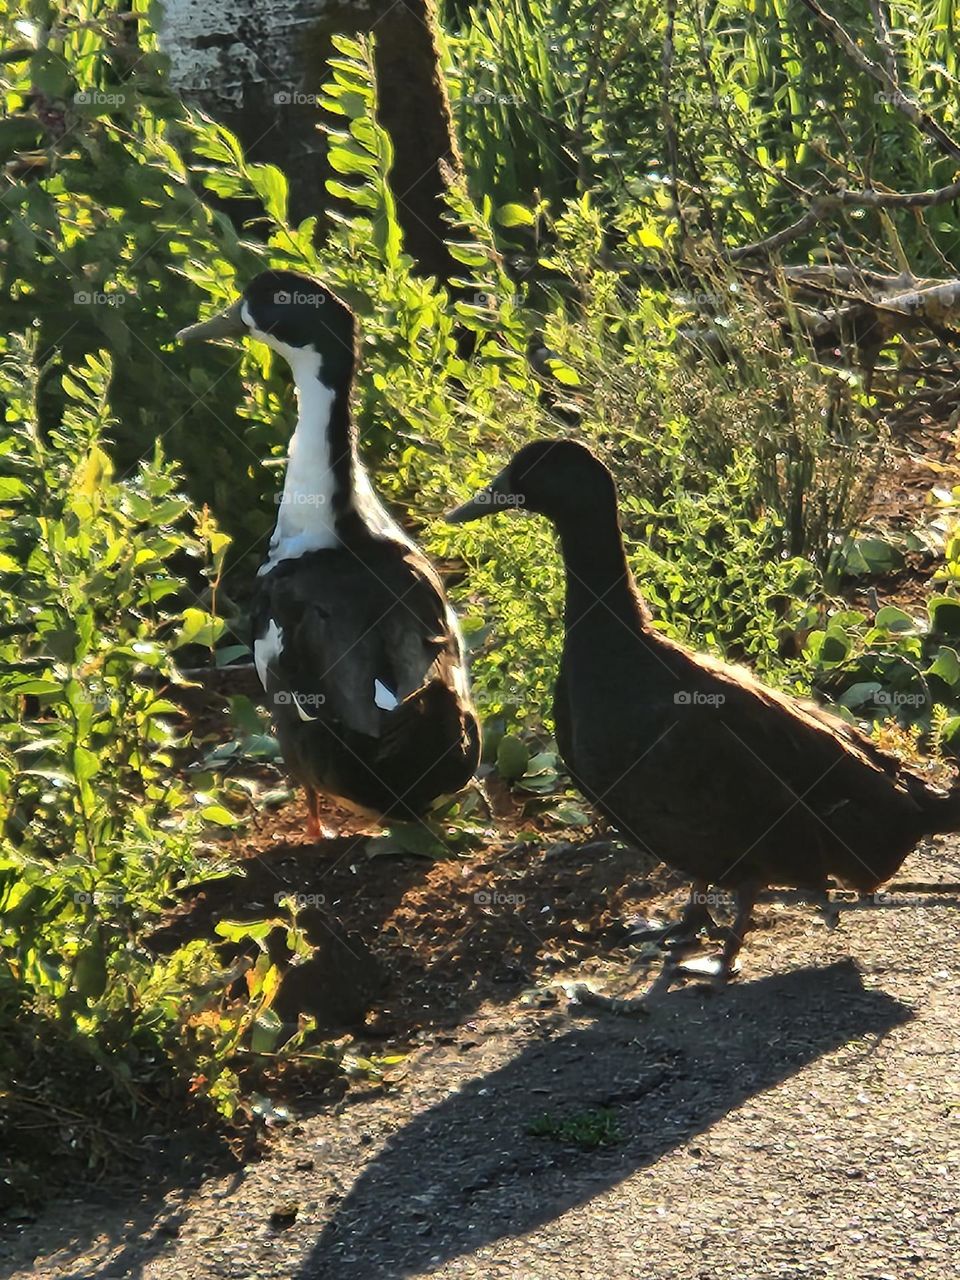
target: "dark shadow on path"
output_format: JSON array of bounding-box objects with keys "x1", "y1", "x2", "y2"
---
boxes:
[{"x1": 299, "y1": 960, "x2": 911, "y2": 1279}]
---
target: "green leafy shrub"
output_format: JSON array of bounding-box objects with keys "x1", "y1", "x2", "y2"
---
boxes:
[
  {"x1": 0, "y1": 0, "x2": 274, "y2": 560},
  {"x1": 446, "y1": 0, "x2": 661, "y2": 209},
  {"x1": 446, "y1": 0, "x2": 960, "y2": 266},
  {"x1": 799, "y1": 524, "x2": 960, "y2": 754},
  {"x1": 0, "y1": 334, "x2": 297, "y2": 1196}
]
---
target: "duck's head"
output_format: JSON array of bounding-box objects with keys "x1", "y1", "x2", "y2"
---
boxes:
[
  {"x1": 177, "y1": 269, "x2": 356, "y2": 384},
  {"x1": 446, "y1": 438, "x2": 616, "y2": 527}
]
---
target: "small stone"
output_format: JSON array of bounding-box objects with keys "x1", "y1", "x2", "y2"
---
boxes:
[{"x1": 269, "y1": 1202, "x2": 299, "y2": 1229}]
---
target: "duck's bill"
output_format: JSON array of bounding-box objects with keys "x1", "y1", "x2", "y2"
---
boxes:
[
  {"x1": 445, "y1": 486, "x2": 497, "y2": 524},
  {"x1": 176, "y1": 299, "x2": 245, "y2": 343},
  {"x1": 445, "y1": 468, "x2": 516, "y2": 524}
]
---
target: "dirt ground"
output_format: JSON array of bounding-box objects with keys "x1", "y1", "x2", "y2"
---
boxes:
[{"x1": 3, "y1": 813, "x2": 960, "y2": 1280}]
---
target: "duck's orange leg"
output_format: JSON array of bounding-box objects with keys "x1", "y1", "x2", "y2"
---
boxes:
[{"x1": 304, "y1": 786, "x2": 336, "y2": 842}]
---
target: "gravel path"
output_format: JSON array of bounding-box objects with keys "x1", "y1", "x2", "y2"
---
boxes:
[{"x1": 4, "y1": 840, "x2": 960, "y2": 1280}]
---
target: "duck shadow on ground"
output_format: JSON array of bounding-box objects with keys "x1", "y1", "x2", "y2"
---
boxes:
[{"x1": 299, "y1": 959, "x2": 911, "y2": 1279}]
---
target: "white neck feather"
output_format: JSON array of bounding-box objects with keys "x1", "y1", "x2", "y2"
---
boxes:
[
  {"x1": 256, "y1": 327, "x2": 410, "y2": 574},
  {"x1": 260, "y1": 343, "x2": 339, "y2": 571}
]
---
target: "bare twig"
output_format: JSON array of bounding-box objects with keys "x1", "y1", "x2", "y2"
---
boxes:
[
  {"x1": 838, "y1": 178, "x2": 960, "y2": 210},
  {"x1": 868, "y1": 0, "x2": 900, "y2": 86},
  {"x1": 726, "y1": 177, "x2": 960, "y2": 260},
  {"x1": 727, "y1": 205, "x2": 832, "y2": 260},
  {"x1": 797, "y1": 0, "x2": 960, "y2": 163},
  {"x1": 776, "y1": 265, "x2": 928, "y2": 290}
]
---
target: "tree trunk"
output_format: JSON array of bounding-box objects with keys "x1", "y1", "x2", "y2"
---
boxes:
[
  {"x1": 156, "y1": 0, "x2": 460, "y2": 279},
  {"x1": 371, "y1": 0, "x2": 461, "y2": 280}
]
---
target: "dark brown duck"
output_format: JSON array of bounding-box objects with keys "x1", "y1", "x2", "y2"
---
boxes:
[{"x1": 447, "y1": 438, "x2": 960, "y2": 975}]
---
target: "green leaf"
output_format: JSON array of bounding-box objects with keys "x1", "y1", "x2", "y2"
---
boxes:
[
  {"x1": 496, "y1": 202, "x2": 535, "y2": 228},
  {"x1": 214, "y1": 918, "x2": 280, "y2": 943},
  {"x1": 837, "y1": 681, "x2": 883, "y2": 709},
  {"x1": 544, "y1": 358, "x2": 581, "y2": 387},
  {"x1": 74, "y1": 942, "x2": 108, "y2": 1002},
  {"x1": 250, "y1": 1007, "x2": 283, "y2": 1054},
  {"x1": 72, "y1": 746, "x2": 100, "y2": 784},
  {"x1": 327, "y1": 146, "x2": 379, "y2": 177},
  {"x1": 0, "y1": 676, "x2": 62, "y2": 696},
  {"x1": 174, "y1": 607, "x2": 226, "y2": 649},
  {"x1": 325, "y1": 179, "x2": 379, "y2": 209},
  {"x1": 366, "y1": 821, "x2": 445, "y2": 858},
  {"x1": 246, "y1": 163, "x2": 289, "y2": 222},
  {"x1": 820, "y1": 631, "x2": 852, "y2": 663},
  {"x1": 929, "y1": 596, "x2": 960, "y2": 638},
  {"x1": 227, "y1": 694, "x2": 265, "y2": 735},
  {"x1": 446, "y1": 242, "x2": 491, "y2": 267},
  {"x1": 940, "y1": 716, "x2": 960, "y2": 751},
  {"x1": 842, "y1": 537, "x2": 904, "y2": 577},
  {"x1": 144, "y1": 698, "x2": 182, "y2": 717},
  {"x1": 635, "y1": 226, "x2": 665, "y2": 249},
  {"x1": 216, "y1": 643, "x2": 251, "y2": 667},
  {"x1": 201, "y1": 803, "x2": 240, "y2": 827},
  {"x1": 550, "y1": 802, "x2": 591, "y2": 827},
  {"x1": 874, "y1": 606, "x2": 916, "y2": 633},
  {"x1": 927, "y1": 647, "x2": 960, "y2": 687},
  {"x1": 497, "y1": 734, "x2": 529, "y2": 781}
]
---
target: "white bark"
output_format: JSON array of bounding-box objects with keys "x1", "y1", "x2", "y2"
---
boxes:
[
  {"x1": 157, "y1": 0, "x2": 332, "y2": 106},
  {"x1": 156, "y1": 0, "x2": 350, "y2": 220}
]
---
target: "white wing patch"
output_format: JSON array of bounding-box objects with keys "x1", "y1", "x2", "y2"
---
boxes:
[
  {"x1": 254, "y1": 618, "x2": 284, "y2": 690},
  {"x1": 374, "y1": 679, "x2": 399, "y2": 711},
  {"x1": 256, "y1": 618, "x2": 320, "y2": 721},
  {"x1": 292, "y1": 694, "x2": 319, "y2": 723},
  {"x1": 353, "y1": 465, "x2": 416, "y2": 547}
]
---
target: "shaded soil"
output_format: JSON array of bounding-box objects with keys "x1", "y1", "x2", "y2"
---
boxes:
[
  {"x1": 832, "y1": 415, "x2": 959, "y2": 620},
  {"x1": 149, "y1": 793, "x2": 667, "y2": 1043}
]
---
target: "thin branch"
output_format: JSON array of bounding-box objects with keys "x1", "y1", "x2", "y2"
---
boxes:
[
  {"x1": 797, "y1": 0, "x2": 960, "y2": 163},
  {"x1": 726, "y1": 205, "x2": 833, "y2": 260},
  {"x1": 868, "y1": 0, "x2": 899, "y2": 86},
  {"x1": 726, "y1": 176, "x2": 960, "y2": 259},
  {"x1": 776, "y1": 264, "x2": 927, "y2": 289},
  {"x1": 840, "y1": 176, "x2": 960, "y2": 209}
]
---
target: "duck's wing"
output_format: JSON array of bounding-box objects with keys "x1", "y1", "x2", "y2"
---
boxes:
[
  {"x1": 253, "y1": 544, "x2": 466, "y2": 741},
  {"x1": 680, "y1": 650, "x2": 928, "y2": 809}
]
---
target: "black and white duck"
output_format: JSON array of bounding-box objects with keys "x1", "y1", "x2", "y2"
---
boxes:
[
  {"x1": 447, "y1": 438, "x2": 960, "y2": 979},
  {"x1": 178, "y1": 270, "x2": 480, "y2": 835}
]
